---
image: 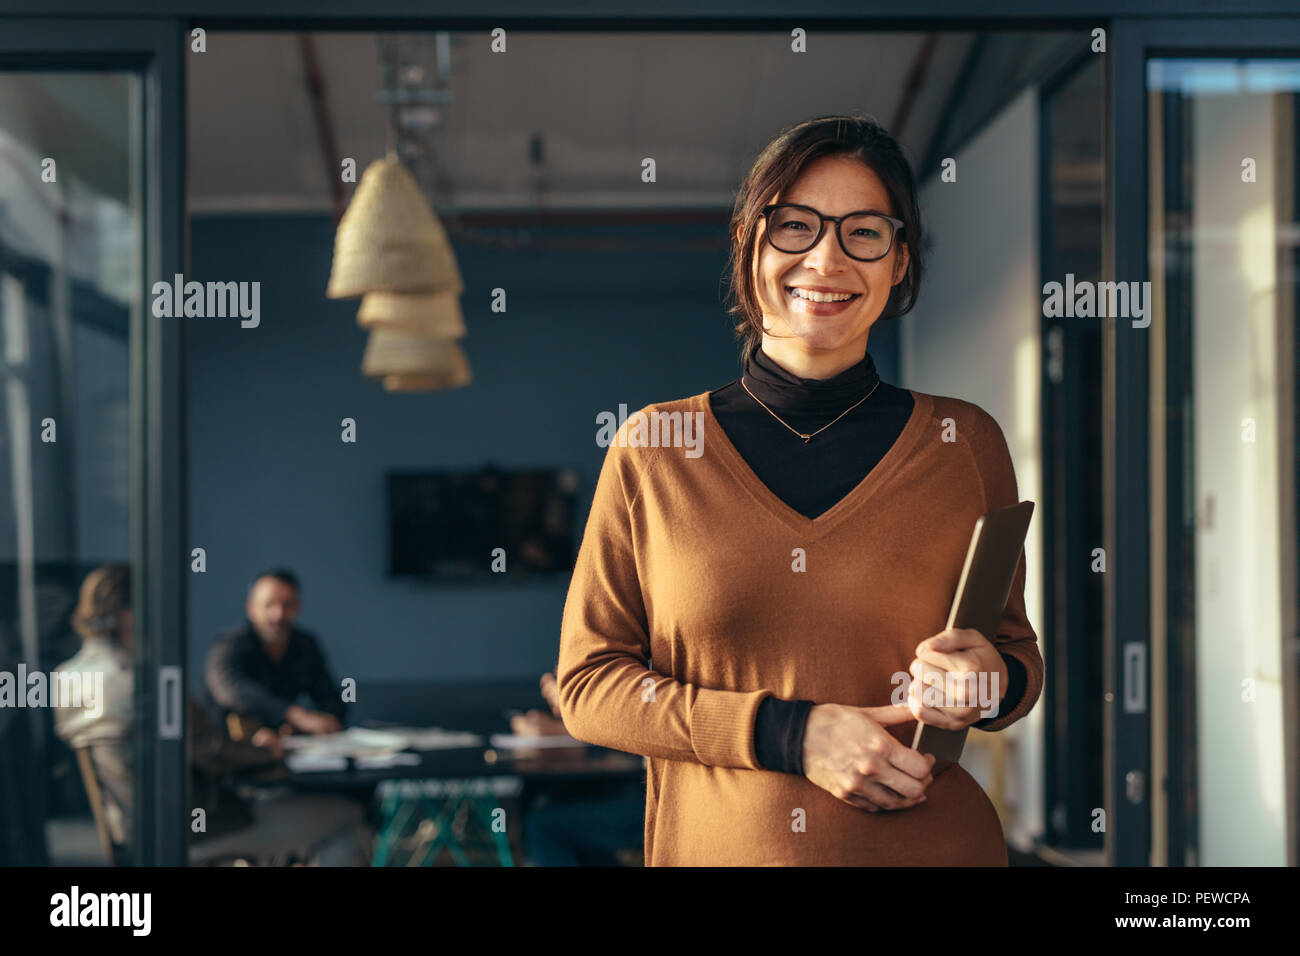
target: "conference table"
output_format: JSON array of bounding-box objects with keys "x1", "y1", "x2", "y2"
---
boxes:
[{"x1": 237, "y1": 738, "x2": 646, "y2": 866}]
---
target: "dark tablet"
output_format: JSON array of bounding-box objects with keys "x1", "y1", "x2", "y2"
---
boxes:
[{"x1": 910, "y1": 499, "x2": 1035, "y2": 774}]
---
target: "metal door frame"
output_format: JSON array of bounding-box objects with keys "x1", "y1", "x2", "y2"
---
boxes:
[{"x1": 1108, "y1": 16, "x2": 1300, "y2": 866}]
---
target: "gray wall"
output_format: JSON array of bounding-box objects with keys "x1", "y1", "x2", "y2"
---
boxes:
[{"x1": 187, "y1": 213, "x2": 901, "y2": 685}]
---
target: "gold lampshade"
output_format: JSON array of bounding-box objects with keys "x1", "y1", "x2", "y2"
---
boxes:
[
  {"x1": 356, "y1": 289, "x2": 467, "y2": 337},
  {"x1": 381, "y1": 372, "x2": 471, "y2": 392},
  {"x1": 326, "y1": 156, "x2": 464, "y2": 299},
  {"x1": 360, "y1": 329, "x2": 471, "y2": 392}
]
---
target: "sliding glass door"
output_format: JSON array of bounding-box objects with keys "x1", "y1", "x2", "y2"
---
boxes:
[
  {"x1": 0, "y1": 20, "x2": 186, "y2": 866},
  {"x1": 0, "y1": 68, "x2": 141, "y2": 866},
  {"x1": 1149, "y1": 54, "x2": 1299, "y2": 867}
]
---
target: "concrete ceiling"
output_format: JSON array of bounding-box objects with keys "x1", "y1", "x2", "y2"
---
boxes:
[{"x1": 187, "y1": 31, "x2": 978, "y2": 214}]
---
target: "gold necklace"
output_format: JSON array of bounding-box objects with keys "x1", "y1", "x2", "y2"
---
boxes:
[{"x1": 740, "y1": 375, "x2": 881, "y2": 443}]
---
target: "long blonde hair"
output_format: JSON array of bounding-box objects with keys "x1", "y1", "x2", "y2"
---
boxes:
[{"x1": 71, "y1": 563, "x2": 131, "y2": 644}]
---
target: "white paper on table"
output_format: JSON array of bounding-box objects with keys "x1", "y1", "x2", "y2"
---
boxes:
[
  {"x1": 280, "y1": 727, "x2": 410, "y2": 754},
  {"x1": 279, "y1": 726, "x2": 484, "y2": 767},
  {"x1": 285, "y1": 752, "x2": 349, "y2": 773},
  {"x1": 364, "y1": 726, "x2": 485, "y2": 750},
  {"x1": 354, "y1": 752, "x2": 423, "y2": 769}
]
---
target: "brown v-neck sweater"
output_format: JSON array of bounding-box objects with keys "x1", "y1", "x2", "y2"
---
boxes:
[{"x1": 556, "y1": 388, "x2": 1042, "y2": 866}]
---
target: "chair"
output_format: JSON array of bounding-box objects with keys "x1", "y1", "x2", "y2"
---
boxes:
[
  {"x1": 226, "y1": 712, "x2": 262, "y2": 741},
  {"x1": 74, "y1": 747, "x2": 117, "y2": 866}
]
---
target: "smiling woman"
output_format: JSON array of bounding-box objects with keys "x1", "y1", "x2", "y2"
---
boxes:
[
  {"x1": 728, "y1": 115, "x2": 924, "y2": 381},
  {"x1": 556, "y1": 114, "x2": 1041, "y2": 866}
]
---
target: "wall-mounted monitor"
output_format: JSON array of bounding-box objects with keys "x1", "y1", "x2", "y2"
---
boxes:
[{"x1": 388, "y1": 467, "x2": 579, "y2": 582}]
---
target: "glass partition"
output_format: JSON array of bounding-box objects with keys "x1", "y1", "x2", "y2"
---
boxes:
[
  {"x1": 1149, "y1": 57, "x2": 1298, "y2": 866},
  {"x1": 0, "y1": 70, "x2": 142, "y2": 865}
]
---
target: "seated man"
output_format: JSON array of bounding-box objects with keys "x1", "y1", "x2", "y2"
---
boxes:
[{"x1": 200, "y1": 568, "x2": 346, "y2": 739}]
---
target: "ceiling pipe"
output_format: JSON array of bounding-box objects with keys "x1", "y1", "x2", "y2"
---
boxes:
[
  {"x1": 891, "y1": 33, "x2": 939, "y2": 139},
  {"x1": 298, "y1": 34, "x2": 347, "y2": 225}
]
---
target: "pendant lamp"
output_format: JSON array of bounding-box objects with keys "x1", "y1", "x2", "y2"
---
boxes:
[
  {"x1": 326, "y1": 155, "x2": 462, "y2": 298},
  {"x1": 360, "y1": 328, "x2": 471, "y2": 392},
  {"x1": 327, "y1": 153, "x2": 471, "y2": 393},
  {"x1": 356, "y1": 288, "x2": 466, "y2": 337}
]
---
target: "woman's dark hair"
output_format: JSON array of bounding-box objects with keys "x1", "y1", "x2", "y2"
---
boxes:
[
  {"x1": 723, "y1": 114, "x2": 925, "y2": 358},
  {"x1": 72, "y1": 563, "x2": 131, "y2": 644}
]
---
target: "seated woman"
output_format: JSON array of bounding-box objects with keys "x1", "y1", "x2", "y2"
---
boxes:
[
  {"x1": 54, "y1": 563, "x2": 288, "y2": 864},
  {"x1": 53, "y1": 564, "x2": 139, "y2": 861}
]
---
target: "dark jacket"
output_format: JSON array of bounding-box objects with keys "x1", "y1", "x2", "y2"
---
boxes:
[
  {"x1": 200, "y1": 619, "x2": 347, "y2": 731},
  {"x1": 188, "y1": 698, "x2": 280, "y2": 844}
]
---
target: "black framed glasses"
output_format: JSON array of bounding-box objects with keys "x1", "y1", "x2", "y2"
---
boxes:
[{"x1": 761, "y1": 203, "x2": 905, "y2": 262}]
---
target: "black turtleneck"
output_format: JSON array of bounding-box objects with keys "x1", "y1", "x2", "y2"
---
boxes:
[{"x1": 708, "y1": 343, "x2": 1028, "y2": 776}]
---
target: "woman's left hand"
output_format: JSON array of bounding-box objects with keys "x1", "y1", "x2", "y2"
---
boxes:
[{"x1": 906, "y1": 627, "x2": 1009, "y2": 730}]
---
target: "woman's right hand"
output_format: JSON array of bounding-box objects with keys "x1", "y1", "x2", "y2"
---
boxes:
[{"x1": 801, "y1": 703, "x2": 935, "y2": 812}]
